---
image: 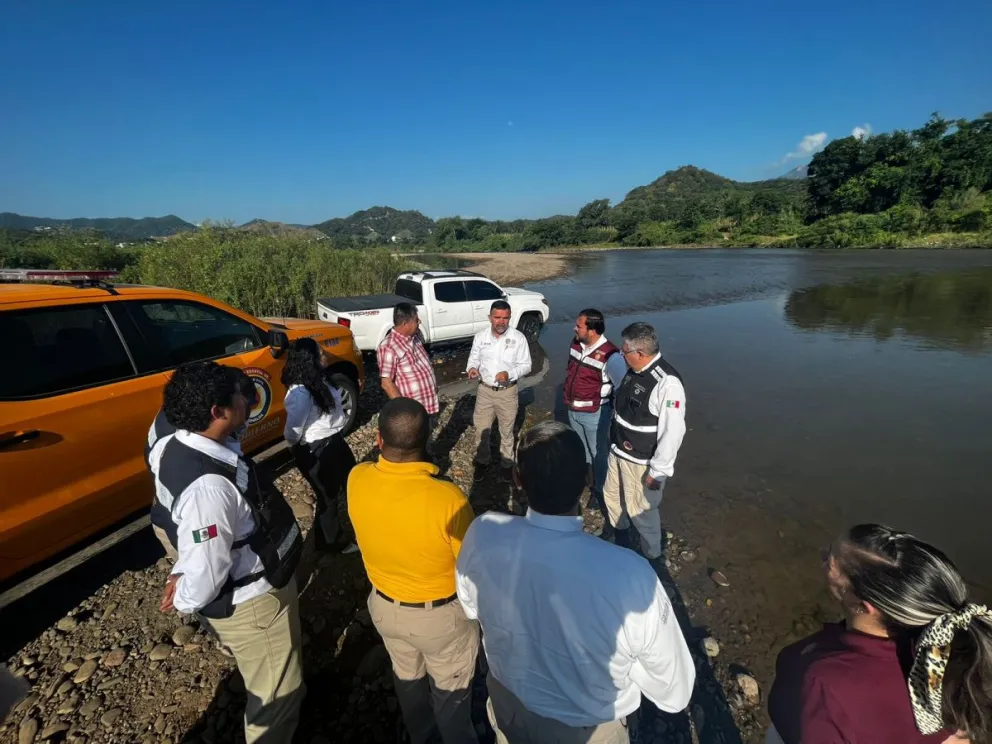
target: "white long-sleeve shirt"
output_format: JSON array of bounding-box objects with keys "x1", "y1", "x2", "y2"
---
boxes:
[
  {"x1": 466, "y1": 327, "x2": 532, "y2": 386},
  {"x1": 456, "y1": 509, "x2": 695, "y2": 727},
  {"x1": 148, "y1": 431, "x2": 271, "y2": 613},
  {"x1": 612, "y1": 353, "x2": 687, "y2": 479},
  {"x1": 283, "y1": 383, "x2": 346, "y2": 446}
]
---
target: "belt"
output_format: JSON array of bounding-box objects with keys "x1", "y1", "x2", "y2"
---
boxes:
[
  {"x1": 482, "y1": 381, "x2": 518, "y2": 392},
  {"x1": 375, "y1": 588, "x2": 457, "y2": 609},
  {"x1": 304, "y1": 432, "x2": 342, "y2": 456}
]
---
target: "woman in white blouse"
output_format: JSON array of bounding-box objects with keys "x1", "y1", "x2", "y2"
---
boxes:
[{"x1": 280, "y1": 338, "x2": 358, "y2": 554}]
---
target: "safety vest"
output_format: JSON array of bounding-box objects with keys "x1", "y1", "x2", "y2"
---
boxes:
[
  {"x1": 611, "y1": 356, "x2": 684, "y2": 464},
  {"x1": 150, "y1": 437, "x2": 303, "y2": 619},
  {"x1": 563, "y1": 337, "x2": 620, "y2": 413}
]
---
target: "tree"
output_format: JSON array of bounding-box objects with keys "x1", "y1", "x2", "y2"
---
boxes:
[{"x1": 576, "y1": 199, "x2": 611, "y2": 229}]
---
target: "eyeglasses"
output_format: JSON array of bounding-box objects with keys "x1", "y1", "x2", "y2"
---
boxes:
[{"x1": 621, "y1": 347, "x2": 640, "y2": 357}]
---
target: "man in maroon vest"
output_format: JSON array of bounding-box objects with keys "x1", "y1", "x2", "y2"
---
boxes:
[{"x1": 563, "y1": 309, "x2": 626, "y2": 505}]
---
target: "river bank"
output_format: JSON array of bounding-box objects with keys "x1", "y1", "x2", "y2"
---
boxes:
[{"x1": 0, "y1": 375, "x2": 767, "y2": 744}]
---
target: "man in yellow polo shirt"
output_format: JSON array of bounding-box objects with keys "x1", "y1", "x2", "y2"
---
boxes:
[{"x1": 348, "y1": 397, "x2": 479, "y2": 744}]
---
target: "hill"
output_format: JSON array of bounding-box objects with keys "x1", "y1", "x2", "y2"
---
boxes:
[
  {"x1": 313, "y1": 206, "x2": 435, "y2": 243},
  {"x1": 0, "y1": 212, "x2": 195, "y2": 241},
  {"x1": 616, "y1": 165, "x2": 806, "y2": 223},
  {"x1": 237, "y1": 219, "x2": 328, "y2": 239}
]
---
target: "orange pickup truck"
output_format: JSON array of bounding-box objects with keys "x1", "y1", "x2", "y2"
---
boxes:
[{"x1": 0, "y1": 270, "x2": 365, "y2": 585}]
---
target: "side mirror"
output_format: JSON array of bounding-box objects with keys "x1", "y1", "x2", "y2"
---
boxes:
[{"x1": 268, "y1": 329, "x2": 290, "y2": 358}]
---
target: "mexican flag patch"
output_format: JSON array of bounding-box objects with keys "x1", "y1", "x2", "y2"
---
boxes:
[
  {"x1": 666, "y1": 400, "x2": 681, "y2": 409},
  {"x1": 192, "y1": 525, "x2": 218, "y2": 543}
]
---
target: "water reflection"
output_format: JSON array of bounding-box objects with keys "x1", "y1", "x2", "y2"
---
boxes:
[{"x1": 784, "y1": 269, "x2": 992, "y2": 351}]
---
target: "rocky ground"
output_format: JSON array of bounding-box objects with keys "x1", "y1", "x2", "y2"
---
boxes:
[{"x1": 1, "y1": 378, "x2": 766, "y2": 744}]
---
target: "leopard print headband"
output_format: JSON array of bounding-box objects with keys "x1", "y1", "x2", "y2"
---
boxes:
[{"x1": 908, "y1": 603, "x2": 991, "y2": 735}]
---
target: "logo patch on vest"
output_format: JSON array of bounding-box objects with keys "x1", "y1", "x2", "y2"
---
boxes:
[
  {"x1": 192, "y1": 525, "x2": 218, "y2": 543},
  {"x1": 633, "y1": 383, "x2": 646, "y2": 395},
  {"x1": 244, "y1": 367, "x2": 272, "y2": 426},
  {"x1": 236, "y1": 460, "x2": 250, "y2": 491},
  {"x1": 623, "y1": 440, "x2": 634, "y2": 451}
]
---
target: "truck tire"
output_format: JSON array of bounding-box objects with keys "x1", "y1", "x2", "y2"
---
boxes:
[
  {"x1": 328, "y1": 372, "x2": 359, "y2": 433},
  {"x1": 518, "y1": 313, "x2": 543, "y2": 342}
]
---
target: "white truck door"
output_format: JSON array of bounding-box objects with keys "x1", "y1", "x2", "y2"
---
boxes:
[
  {"x1": 429, "y1": 280, "x2": 474, "y2": 341},
  {"x1": 464, "y1": 279, "x2": 505, "y2": 332}
]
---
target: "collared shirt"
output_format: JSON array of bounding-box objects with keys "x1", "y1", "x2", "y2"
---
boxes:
[
  {"x1": 611, "y1": 353, "x2": 687, "y2": 479},
  {"x1": 348, "y1": 457, "x2": 475, "y2": 603},
  {"x1": 769, "y1": 623, "x2": 950, "y2": 744},
  {"x1": 283, "y1": 383, "x2": 347, "y2": 445},
  {"x1": 456, "y1": 509, "x2": 695, "y2": 727},
  {"x1": 377, "y1": 328, "x2": 439, "y2": 414},
  {"x1": 148, "y1": 430, "x2": 271, "y2": 613},
  {"x1": 466, "y1": 327, "x2": 532, "y2": 387}
]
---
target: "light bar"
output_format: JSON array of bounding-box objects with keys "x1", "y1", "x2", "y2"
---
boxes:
[{"x1": 0, "y1": 269, "x2": 120, "y2": 282}]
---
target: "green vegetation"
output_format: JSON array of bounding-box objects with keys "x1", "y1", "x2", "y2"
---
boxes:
[{"x1": 0, "y1": 228, "x2": 410, "y2": 317}]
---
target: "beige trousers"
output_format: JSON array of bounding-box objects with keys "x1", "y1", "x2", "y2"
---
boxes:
[
  {"x1": 368, "y1": 590, "x2": 480, "y2": 744},
  {"x1": 473, "y1": 385, "x2": 519, "y2": 466},
  {"x1": 602, "y1": 452, "x2": 666, "y2": 559},
  {"x1": 152, "y1": 524, "x2": 178, "y2": 562},
  {"x1": 204, "y1": 579, "x2": 305, "y2": 744},
  {"x1": 487, "y1": 674, "x2": 629, "y2": 744}
]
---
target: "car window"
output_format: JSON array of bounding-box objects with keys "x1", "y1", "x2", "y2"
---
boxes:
[
  {"x1": 395, "y1": 279, "x2": 424, "y2": 303},
  {"x1": 126, "y1": 300, "x2": 262, "y2": 368},
  {"x1": 464, "y1": 280, "x2": 503, "y2": 302},
  {"x1": 0, "y1": 305, "x2": 135, "y2": 399},
  {"x1": 433, "y1": 281, "x2": 466, "y2": 304}
]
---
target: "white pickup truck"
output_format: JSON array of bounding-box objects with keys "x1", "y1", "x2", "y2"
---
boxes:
[{"x1": 317, "y1": 270, "x2": 550, "y2": 352}]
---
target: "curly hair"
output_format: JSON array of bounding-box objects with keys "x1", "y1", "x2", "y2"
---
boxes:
[
  {"x1": 163, "y1": 361, "x2": 239, "y2": 432},
  {"x1": 280, "y1": 338, "x2": 335, "y2": 414}
]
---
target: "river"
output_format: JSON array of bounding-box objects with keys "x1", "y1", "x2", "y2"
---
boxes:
[{"x1": 477, "y1": 248, "x2": 992, "y2": 719}]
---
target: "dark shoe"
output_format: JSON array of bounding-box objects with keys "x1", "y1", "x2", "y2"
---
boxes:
[
  {"x1": 473, "y1": 460, "x2": 488, "y2": 482},
  {"x1": 614, "y1": 527, "x2": 633, "y2": 549}
]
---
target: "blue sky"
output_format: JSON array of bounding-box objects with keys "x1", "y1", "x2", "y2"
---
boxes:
[{"x1": 1, "y1": 0, "x2": 989, "y2": 224}]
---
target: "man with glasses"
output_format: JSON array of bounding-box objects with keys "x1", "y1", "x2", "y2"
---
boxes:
[{"x1": 604, "y1": 322, "x2": 687, "y2": 561}]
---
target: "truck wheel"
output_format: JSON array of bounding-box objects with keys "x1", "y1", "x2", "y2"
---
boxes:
[
  {"x1": 329, "y1": 373, "x2": 359, "y2": 433},
  {"x1": 518, "y1": 314, "x2": 542, "y2": 342}
]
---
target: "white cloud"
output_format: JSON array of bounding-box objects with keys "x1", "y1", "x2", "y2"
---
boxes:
[
  {"x1": 783, "y1": 132, "x2": 828, "y2": 162},
  {"x1": 851, "y1": 123, "x2": 872, "y2": 140}
]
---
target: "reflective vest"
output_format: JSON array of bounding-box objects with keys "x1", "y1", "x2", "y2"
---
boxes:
[
  {"x1": 563, "y1": 337, "x2": 620, "y2": 413},
  {"x1": 611, "y1": 356, "x2": 684, "y2": 464},
  {"x1": 151, "y1": 437, "x2": 303, "y2": 619}
]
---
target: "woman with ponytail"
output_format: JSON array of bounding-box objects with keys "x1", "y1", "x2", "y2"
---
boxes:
[
  {"x1": 768, "y1": 524, "x2": 990, "y2": 744},
  {"x1": 281, "y1": 338, "x2": 358, "y2": 554}
]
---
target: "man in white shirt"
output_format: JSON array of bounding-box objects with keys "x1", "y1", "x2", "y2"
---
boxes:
[
  {"x1": 466, "y1": 300, "x2": 532, "y2": 482},
  {"x1": 152, "y1": 362, "x2": 304, "y2": 744},
  {"x1": 606, "y1": 322, "x2": 687, "y2": 560},
  {"x1": 456, "y1": 421, "x2": 694, "y2": 744}
]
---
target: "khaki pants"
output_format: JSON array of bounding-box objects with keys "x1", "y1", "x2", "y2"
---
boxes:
[
  {"x1": 368, "y1": 590, "x2": 480, "y2": 744},
  {"x1": 152, "y1": 524, "x2": 178, "y2": 562},
  {"x1": 602, "y1": 452, "x2": 667, "y2": 559},
  {"x1": 487, "y1": 673, "x2": 628, "y2": 744},
  {"x1": 473, "y1": 385, "x2": 519, "y2": 466},
  {"x1": 203, "y1": 579, "x2": 305, "y2": 744}
]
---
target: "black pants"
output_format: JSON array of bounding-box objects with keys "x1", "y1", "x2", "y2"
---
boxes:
[{"x1": 292, "y1": 434, "x2": 356, "y2": 550}]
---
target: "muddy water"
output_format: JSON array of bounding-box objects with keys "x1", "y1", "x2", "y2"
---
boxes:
[{"x1": 434, "y1": 248, "x2": 992, "y2": 724}]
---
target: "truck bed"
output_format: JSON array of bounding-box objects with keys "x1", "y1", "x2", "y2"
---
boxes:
[{"x1": 317, "y1": 294, "x2": 411, "y2": 312}]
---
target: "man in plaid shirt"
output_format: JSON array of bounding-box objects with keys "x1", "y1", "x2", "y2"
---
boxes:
[{"x1": 377, "y1": 303, "x2": 440, "y2": 428}]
